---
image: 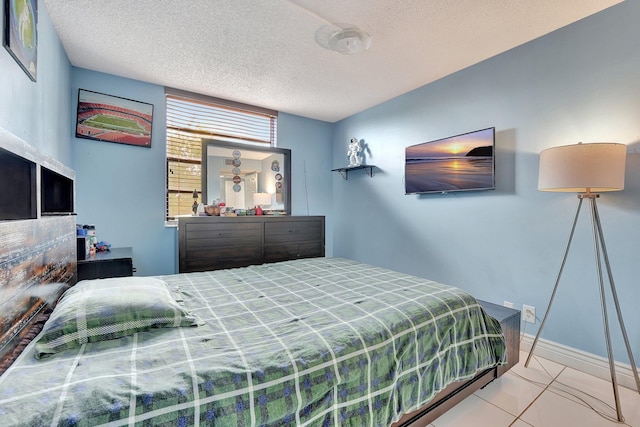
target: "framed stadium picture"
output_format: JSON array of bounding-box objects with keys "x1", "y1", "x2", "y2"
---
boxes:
[
  {"x1": 3, "y1": 0, "x2": 38, "y2": 81},
  {"x1": 76, "y1": 89, "x2": 154, "y2": 148}
]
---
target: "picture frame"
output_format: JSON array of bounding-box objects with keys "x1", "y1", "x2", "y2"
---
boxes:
[
  {"x1": 76, "y1": 89, "x2": 154, "y2": 148},
  {"x1": 3, "y1": 0, "x2": 38, "y2": 81}
]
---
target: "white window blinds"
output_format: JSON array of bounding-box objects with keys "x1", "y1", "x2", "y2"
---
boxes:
[{"x1": 165, "y1": 89, "x2": 277, "y2": 221}]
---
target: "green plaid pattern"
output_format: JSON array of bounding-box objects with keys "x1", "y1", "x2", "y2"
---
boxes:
[
  {"x1": 0, "y1": 258, "x2": 505, "y2": 426},
  {"x1": 34, "y1": 277, "x2": 199, "y2": 358}
]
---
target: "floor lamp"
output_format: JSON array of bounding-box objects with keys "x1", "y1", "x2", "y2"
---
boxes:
[{"x1": 525, "y1": 142, "x2": 640, "y2": 422}]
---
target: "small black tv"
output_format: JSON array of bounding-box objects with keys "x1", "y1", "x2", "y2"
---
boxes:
[{"x1": 405, "y1": 127, "x2": 495, "y2": 195}]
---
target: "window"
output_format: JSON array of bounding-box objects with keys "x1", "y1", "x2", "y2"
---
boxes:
[{"x1": 165, "y1": 89, "x2": 277, "y2": 221}]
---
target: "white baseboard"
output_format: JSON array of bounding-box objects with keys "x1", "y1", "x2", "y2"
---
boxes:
[{"x1": 520, "y1": 333, "x2": 639, "y2": 391}]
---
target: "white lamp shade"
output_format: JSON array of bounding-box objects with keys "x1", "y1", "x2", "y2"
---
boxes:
[
  {"x1": 538, "y1": 143, "x2": 626, "y2": 192},
  {"x1": 253, "y1": 192, "x2": 272, "y2": 206}
]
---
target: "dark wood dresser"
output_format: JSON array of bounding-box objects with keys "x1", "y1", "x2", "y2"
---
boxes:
[{"x1": 178, "y1": 216, "x2": 325, "y2": 273}]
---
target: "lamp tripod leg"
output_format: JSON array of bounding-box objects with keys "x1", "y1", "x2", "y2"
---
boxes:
[
  {"x1": 591, "y1": 199, "x2": 640, "y2": 394},
  {"x1": 589, "y1": 197, "x2": 624, "y2": 422},
  {"x1": 525, "y1": 198, "x2": 584, "y2": 368}
]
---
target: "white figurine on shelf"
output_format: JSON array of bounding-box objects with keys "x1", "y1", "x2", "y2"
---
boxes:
[{"x1": 347, "y1": 137, "x2": 362, "y2": 167}]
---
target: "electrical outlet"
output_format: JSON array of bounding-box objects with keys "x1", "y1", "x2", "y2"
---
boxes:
[
  {"x1": 503, "y1": 301, "x2": 515, "y2": 309},
  {"x1": 523, "y1": 304, "x2": 536, "y2": 323}
]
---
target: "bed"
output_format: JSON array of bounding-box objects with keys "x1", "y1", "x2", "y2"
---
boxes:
[{"x1": 0, "y1": 251, "x2": 517, "y2": 427}]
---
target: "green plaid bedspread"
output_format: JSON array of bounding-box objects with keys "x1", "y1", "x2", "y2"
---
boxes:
[{"x1": 0, "y1": 257, "x2": 505, "y2": 426}]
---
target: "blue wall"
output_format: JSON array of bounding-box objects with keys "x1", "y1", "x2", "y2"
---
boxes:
[
  {"x1": 71, "y1": 69, "x2": 175, "y2": 276},
  {"x1": 278, "y1": 113, "x2": 334, "y2": 250},
  {"x1": 0, "y1": 0, "x2": 71, "y2": 163},
  {"x1": 70, "y1": 70, "x2": 334, "y2": 276},
  {"x1": 332, "y1": 0, "x2": 640, "y2": 363}
]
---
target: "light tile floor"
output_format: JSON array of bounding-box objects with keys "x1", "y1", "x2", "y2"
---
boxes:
[{"x1": 427, "y1": 351, "x2": 640, "y2": 427}]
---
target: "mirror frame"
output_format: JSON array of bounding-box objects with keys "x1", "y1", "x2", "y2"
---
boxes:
[{"x1": 201, "y1": 140, "x2": 292, "y2": 214}]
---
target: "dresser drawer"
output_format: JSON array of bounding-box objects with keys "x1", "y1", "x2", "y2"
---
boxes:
[
  {"x1": 183, "y1": 222, "x2": 262, "y2": 272},
  {"x1": 264, "y1": 241, "x2": 324, "y2": 263},
  {"x1": 185, "y1": 222, "x2": 262, "y2": 248},
  {"x1": 264, "y1": 219, "x2": 324, "y2": 245},
  {"x1": 184, "y1": 246, "x2": 263, "y2": 272},
  {"x1": 78, "y1": 258, "x2": 133, "y2": 280}
]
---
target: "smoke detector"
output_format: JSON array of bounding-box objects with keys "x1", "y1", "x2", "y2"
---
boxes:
[{"x1": 315, "y1": 24, "x2": 372, "y2": 55}]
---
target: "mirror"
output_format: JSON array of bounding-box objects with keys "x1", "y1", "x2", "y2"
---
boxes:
[{"x1": 201, "y1": 140, "x2": 291, "y2": 214}]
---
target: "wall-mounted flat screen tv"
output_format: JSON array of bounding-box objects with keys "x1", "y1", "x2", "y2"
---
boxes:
[{"x1": 405, "y1": 127, "x2": 495, "y2": 194}]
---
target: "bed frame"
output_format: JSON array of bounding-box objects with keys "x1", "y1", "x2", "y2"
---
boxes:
[{"x1": 396, "y1": 300, "x2": 520, "y2": 426}]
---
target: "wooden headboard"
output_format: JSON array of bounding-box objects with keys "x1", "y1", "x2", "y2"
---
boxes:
[{"x1": 0, "y1": 128, "x2": 77, "y2": 374}]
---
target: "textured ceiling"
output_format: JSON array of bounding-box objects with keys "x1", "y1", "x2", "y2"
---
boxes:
[{"x1": 44, "y1": 0, "x2": 622, "y2": 123}]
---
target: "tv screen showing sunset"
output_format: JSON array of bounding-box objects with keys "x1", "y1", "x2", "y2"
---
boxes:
[{"x1": 405, "y1": 127, "x2": 495, "y2": 194}]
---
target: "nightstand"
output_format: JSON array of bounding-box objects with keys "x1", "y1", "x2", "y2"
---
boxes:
[{"x1": 77, "y1": 247, "x2": 134, "y2": 280}]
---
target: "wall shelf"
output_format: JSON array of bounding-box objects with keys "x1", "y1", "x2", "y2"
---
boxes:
[
  {"x1": 331, "y1": 165, "x2": 375, "y2": 180},
  {"x1": 41, "y1": 166, "x2": 74, "y2": 215},
  {"x1": 0, "y1": 127, "x2": 76, "y2": 221},
  {"x1": 0, "y1": 147, "x2": 36, "y2": 220}
]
